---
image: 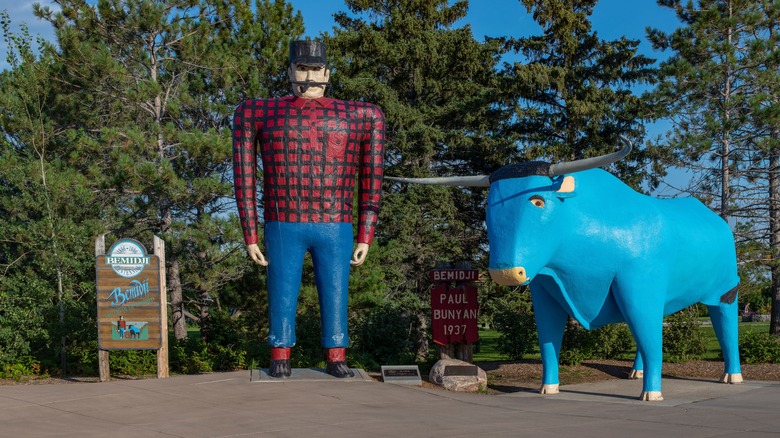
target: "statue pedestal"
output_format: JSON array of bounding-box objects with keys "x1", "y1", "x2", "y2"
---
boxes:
[{"x1": 249, "y1": 368, "x2": 371, "y2": 382}]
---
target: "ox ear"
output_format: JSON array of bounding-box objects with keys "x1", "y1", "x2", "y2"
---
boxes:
[{"x1": 552, "y1": 175, "x2": 576, "y2": 198}]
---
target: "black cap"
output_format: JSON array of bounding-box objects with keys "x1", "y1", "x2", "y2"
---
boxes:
[{"x1": 289, "y1": 40, "x2": 327, "y2": 67}]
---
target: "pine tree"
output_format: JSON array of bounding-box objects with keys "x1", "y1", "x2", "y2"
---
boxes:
[
  {"x1": 648, "y1": 0, "x2": 780, "y2": 334},
  {"x1": 0, "y1": 13, "x2": 104, "y2": 370},
  {"x1": 326, "y1": 0, "x2": 515, "y2": 359},
  {"x1": 507, "y1": 0, "x2": 658, "y2": 190},
  {"x1": 33, "y1": 0, "x2": 303, "y2": 340}
]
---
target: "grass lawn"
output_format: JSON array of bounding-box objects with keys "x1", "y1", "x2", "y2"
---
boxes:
[{"x1": 474, "y1": 321, "x2": 772, "y2": 363}]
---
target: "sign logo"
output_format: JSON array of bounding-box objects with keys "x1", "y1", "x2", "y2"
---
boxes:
[{"x1": 106, "y1": 239, "x2": 150, "y2": 278}]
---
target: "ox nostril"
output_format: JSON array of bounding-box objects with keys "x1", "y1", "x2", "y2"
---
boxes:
[{"x1": 489, "y1": 266, "x2": 528, "y2": 286}]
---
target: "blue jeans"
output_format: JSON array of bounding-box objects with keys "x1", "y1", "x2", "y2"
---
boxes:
[{"x1": 264, "y1": 222, "x2": 353, "y2": 348}]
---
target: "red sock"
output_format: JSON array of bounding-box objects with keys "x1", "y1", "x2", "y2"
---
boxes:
[
  {"x1": 271, "y1": 347, "x2": 291, "y2": 361},
  {"x1": 327, "y1": 347, "x2": 346, "y2": 362}
]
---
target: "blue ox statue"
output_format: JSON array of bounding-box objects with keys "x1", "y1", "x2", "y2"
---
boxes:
[{"x1": 387, "y1": 137, "x2": 742, "y2": 401}]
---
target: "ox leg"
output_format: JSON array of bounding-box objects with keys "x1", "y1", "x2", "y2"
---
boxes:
[
  {"x1": 530, "y1": 279, "x2": 568, "y2": 395},
  {"x1": 629, "y1": 351, "x2": 644, "y2": 380},
  {"x1": 707, "y1": 299, "x2": 743, "y2": 384},
  {"x1": 614, "y1": 292, "x2": 664, "y2": 401}
]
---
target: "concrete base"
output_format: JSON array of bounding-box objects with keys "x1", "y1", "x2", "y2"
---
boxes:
[{"x1": 249, "y1": 367, "x2": 372, "y2": 382}]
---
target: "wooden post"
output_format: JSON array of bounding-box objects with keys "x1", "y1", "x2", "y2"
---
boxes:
[
  {"x1": 154, "y1": 236, "x2": 169, "y2": 378},
  {"x1": 95, "y1": 235, "x2": 110, "y2": 382}
]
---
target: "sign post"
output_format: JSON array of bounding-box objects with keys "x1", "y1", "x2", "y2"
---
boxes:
[
  {"x1": 95, "y1": 236, "x2": 168, "y2": 380},
  {"x1": 429, "y1": 263, "x2": 480, "y2": 362}
]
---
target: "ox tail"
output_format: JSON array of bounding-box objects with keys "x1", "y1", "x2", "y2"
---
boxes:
[{"x1": 720, "y1": 284, "x2": 738, "y2": 304}]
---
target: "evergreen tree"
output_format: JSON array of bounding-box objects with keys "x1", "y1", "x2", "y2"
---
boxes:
[
  {"x1": 648, "y1": 0, "x2": 780, "y2": 334},
  {"x1": 507, "y1": 0, "x2": 659, "y2": 190},
  {"x1": 0, "y1": 13, "x2": 103, "y2": 370},
  {"x1": 32, "y1": 0, "x2": 303, "y2": 341},
  {"x1": 326, "y1": 0, "x2": 515, "y2": 359}
]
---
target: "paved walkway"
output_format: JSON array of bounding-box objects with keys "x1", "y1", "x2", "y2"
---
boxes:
[{"x1": 1, "y1": 370, "x2": 779, "y2": 437}]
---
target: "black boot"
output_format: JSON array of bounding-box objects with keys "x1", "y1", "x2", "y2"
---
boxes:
[
  {"x1": 268, "y1": 359, "x2": 291, "y2": 378},
  {"x1": 325, "y1": 361, "x2": 354, "y2": 378}
]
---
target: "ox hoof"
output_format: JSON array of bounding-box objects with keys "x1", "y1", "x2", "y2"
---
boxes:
[
  {"x1": 628, "y1": 369, "x2": 643, "y2": 380},
  {"x1": 640, "y1": 391, "x2": 664, "y2": 401},
  {"x1": 720, "y1": 373, "x2": 743, "y2": 384},
  {"x1": 540, "y1": 384, "x2": 559, "y2": 395}
]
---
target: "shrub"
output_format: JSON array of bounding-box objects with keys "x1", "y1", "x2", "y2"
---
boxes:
[
  {"x1": 560, "y1": 321, "x2": 634, "y2": 365},
  {"x1": 560, "y1": 319, "x2": 592, "y2": 365},
  {"x1": 110, "y1": 350, "x2": 158, "y2": 376},
  {"x1": 663, "y1": 307, "x2": 706, "y2": 362},
  {"x1": 590, "y1": 323, "x2": 634, "y2": 359},
  {"x1": 291, "y1": 306, "x2": 326, "y2": 368},
  {"x1": 740, "y1": 331, "x2": 780, "y2": 364},
  {"x1": 493, "y1": 305, "x2": 537, "y2": 360},
  {"x1": 350, "y1": 304, "x2": 415, "y2": 368}
]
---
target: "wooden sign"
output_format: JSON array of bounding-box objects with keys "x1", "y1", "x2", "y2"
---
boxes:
[
  {"x1": 96, "y1": 239, "x2": 163, "y2": 350},
  {"x1": 430, "y1": 283, "x2": 479, "y2": 346}
]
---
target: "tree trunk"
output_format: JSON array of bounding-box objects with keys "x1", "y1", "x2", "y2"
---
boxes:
[
  {"x1": 770, "y1": 136, "x2": 780, "y2": 335},
  {"x1": 169, "y1": 258, "x2": 187, "y2": 340}
]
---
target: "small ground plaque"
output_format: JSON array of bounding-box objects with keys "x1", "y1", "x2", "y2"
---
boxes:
[
  {"x1": 381, "y1": 365, "x2": 422, "y2": 386},
  {"x1": 443, "y1": 365, "x2": 478, "y2": 377}
]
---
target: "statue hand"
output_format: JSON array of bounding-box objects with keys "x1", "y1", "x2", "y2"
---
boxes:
[
  {"x1": 350, "y1": 243, "x2": 370, "y2": 266},
  {"x1": 246, "y1": 243, "x2": 268, "y2": 266}
]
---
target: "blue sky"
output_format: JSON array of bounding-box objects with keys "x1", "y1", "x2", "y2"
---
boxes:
[{"x1": 2, "y1": 0, "x2": 681, "y2": 69}]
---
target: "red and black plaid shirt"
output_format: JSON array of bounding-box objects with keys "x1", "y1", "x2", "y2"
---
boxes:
[{"x1": 233, "y1": 96, "x2": 385, "y2": 246}]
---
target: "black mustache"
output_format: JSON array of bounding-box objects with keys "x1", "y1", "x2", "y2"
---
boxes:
[{"x1": 290, "y1": 80, "x2": 329, "y2": 92}]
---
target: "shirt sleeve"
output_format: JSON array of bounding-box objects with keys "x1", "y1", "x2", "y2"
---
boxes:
[
  {"x1": 233, "y1": 100, "x2": 260, "y2": 245},
  {"x1": 357, "y1": 104, "x2": 385, "y2": 245}
]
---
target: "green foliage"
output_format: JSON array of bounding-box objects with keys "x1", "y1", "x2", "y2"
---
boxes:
[
  {"x1": 350, "y1": 304, "x2": 416, "y2": 368},
  {"x1": 740, "y1": 331, "x2": 780, "y2": 364},
  {"x1": 170, "y1": 337, "x2": 214, "y2": 374},
  {"x1": 590, "y1": 323, "x2": 635, "y2": 360},
  {"x1": 110, "y1": 350, "x2": 158, "y2": 376},
  {"x1": 291, "y1": 306, "x2": 325, "y2": 368},
  {"x1": 1, "y1": 356, "x2": 47, "y2": 381},
  {"x1": 492, "y1": 302, "x2": 537, "y2": 361},
  {"x1": 560, "y1": 320, "x2": 592, "y2": 366},
  {"x1": 508, "y1": 0, "x2": 659, "y2": 190},
  {"x1": 561, "y1": 321, "x2": 634, "y2": 366},
  {"x1": 663, "y1": 307, "x2": 707, "y2": 363}
]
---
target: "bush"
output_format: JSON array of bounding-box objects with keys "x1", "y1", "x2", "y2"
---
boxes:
[
  {"x1": 110, "y1": 350, "x2": 158, "y2": 376},
  {"x1": 740, "y1": 331, "x2": 780, "y2": 364},
  {"x1": 663, "y1": 307, "x2": 706, "y2": 362},
  {"x1": 590, "y1": 323, "x2": 634, "y2": 359},
  {"x1": 493, "y1": 305, "x2": 537, "y2": 360},
  {"x1": 1, "y1": 356, "x2": 46, "y2": 381},
  {"x1": 560, "y1": 319, "x2": 592, "y2": 365},
  {"x1": 291, "y1": 306, "x2": 326, "y2": 368},
  {"x1": 559, "y1": 321, "x2": 634, "y2": 365},
  {"x1": 350, "y1": 304, "x2": 415, "y2": 368}
]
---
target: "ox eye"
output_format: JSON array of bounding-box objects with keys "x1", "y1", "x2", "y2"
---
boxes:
[{"x1": 530, "y1": 195, "x2": 545, "y2": 208}]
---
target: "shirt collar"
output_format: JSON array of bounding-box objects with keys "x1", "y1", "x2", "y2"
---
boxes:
[{"x1": 286, "y1": 96, "x2": 334, "y2": 108}]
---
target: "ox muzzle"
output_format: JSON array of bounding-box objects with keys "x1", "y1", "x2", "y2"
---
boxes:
[{"x1": 489, "y1": 267, "x2": 528, "y2": 286}]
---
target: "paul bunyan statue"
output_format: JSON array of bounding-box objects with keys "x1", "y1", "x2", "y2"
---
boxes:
[{"x1": 233, "y1": 40, "x2": 385, "y2": 378}]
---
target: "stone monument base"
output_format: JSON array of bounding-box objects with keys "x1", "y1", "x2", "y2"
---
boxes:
[{"x1": 429, "y1": 358, "x2": 487, "y2": 392}]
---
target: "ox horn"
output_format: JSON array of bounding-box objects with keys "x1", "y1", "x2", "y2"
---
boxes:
[
  {"x1": 384, "y1": 175, "x2": 490, "y2": 187},
  {"x1": 548, "y1": 135, "x2": 633, "y2": 176}
]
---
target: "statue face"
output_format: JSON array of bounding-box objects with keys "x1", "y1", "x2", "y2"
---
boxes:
[{"x1": 289, "y1": 63, "x2": 330, "y2": 98}]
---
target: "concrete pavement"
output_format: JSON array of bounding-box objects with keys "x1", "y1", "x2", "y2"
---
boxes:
[{"x1": 1, "y1": 370, "x2": 779, "y2": 437}]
